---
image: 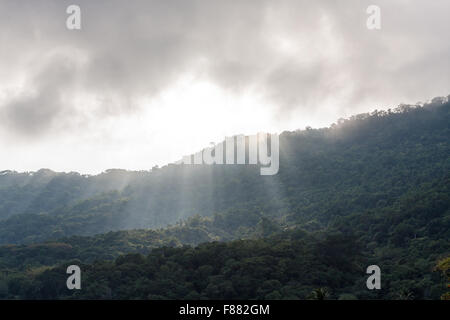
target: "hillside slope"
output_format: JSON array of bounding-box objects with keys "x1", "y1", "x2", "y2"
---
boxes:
[
  {"x1": 0, "y1": 97, "x2": 448, "y2": 299},
  {"x1": 0, "y1": 98, "x2": 448, "y2": 244}
]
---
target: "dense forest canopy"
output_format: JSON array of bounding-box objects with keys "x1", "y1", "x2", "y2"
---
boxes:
[{"x1": 0, "y1": 96, "x2": 449, "y2": 299}]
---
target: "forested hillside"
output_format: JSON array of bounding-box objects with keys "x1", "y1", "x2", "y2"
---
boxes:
[
  {"x1": 1, "y1": 97, "x2": 448, "y2": 244},
  {"x1": 0, "y1": 97, "x2": 448, "y2": 299}
]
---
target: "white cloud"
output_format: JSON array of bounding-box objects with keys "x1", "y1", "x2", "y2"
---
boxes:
[{"x1": 0, "y1": 0, "x2": 448, "y2": 172}]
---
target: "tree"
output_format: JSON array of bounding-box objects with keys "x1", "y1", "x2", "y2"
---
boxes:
[
  {"x1": 435, "y1": 257, "x2": 450, "y2": 300},
  {"x1": 309, "y1": 287, "x2": 330, "y2": 300}
]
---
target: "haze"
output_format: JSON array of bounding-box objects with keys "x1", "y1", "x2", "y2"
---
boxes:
[{"x1": 0, "y1": 0, "x2": 449, "y2": 173}]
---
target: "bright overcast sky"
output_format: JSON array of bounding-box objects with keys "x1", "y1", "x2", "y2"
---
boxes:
[{"x1": 0, "y1": 0, "x2": 449, "y2": 173}]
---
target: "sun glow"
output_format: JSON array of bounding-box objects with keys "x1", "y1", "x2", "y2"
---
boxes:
[{"x1": 136, "y1": 77, "x2": 279, "y2": 165}]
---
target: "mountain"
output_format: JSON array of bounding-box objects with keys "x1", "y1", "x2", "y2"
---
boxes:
[
  {"x1": 1, "y1": 97, "x2": 449, "y2": 244},
  {"x1": 0, "y1": 96, "x2": 448, "y2": 299}
]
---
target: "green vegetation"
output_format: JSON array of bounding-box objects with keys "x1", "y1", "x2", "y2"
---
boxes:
[
  {"x1": 0, "y1": 96, "x2": 448, "y2": 299},
  {"x1": 1, "y1": 232, "x2": 369, "y2": 299},
  {"x1": 435, "y1": 257, "x2": 450, "y2": 300}
]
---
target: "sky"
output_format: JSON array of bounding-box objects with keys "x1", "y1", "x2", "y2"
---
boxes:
[{"x1": 0, "y1": 0, "x2": 449, "y2": 174}]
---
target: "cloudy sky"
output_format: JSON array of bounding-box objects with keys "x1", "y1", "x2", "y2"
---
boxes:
[{"x1": 0, "y1": 0, "x2": 448, "y2": 173}]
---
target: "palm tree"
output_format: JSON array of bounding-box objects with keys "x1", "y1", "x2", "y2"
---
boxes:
[
  {"x1": 310, "y1": 287, "x2": 330, "y2": 300},
  {"x1": 396, "y1": 289, "x2": 414, "y2": 300}
]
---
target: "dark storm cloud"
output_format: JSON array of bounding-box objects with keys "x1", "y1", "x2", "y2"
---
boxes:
[
  {"x1": 1, "y1": 55, "x2": 80, "y2": 136},
  {"x1": 0, "y1": 0, "x2": 449, "y2": 137}
]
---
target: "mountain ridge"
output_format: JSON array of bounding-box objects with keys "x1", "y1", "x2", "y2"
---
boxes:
[{"x1": 0, "y1": 96, "x2": 449, "y2": 299}]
